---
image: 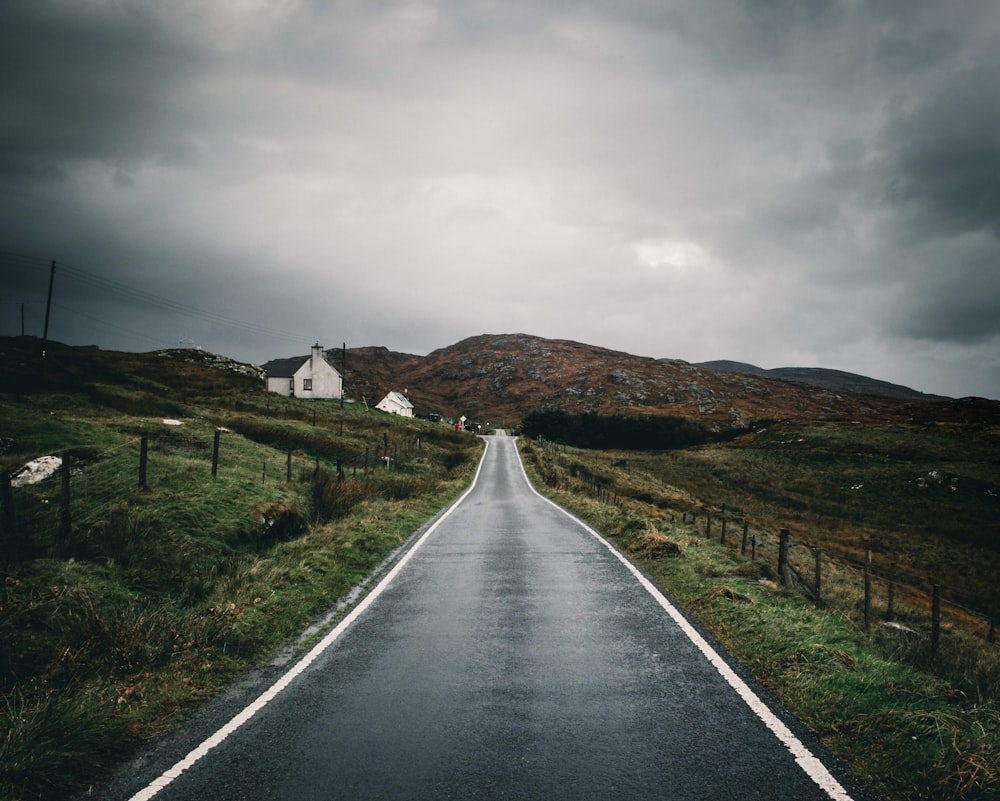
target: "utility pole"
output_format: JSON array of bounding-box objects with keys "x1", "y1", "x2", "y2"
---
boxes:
[
  {"x1": 341, "y1": 341, "x2": 346, "y2": 409},
  {"x1": 43, "y1": 260, "x2": 55, "y2": 342},
  {"x1": 41, "y1": 260, "x2": 55, "y2": 369}
]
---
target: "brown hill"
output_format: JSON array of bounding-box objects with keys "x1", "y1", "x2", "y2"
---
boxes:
[
  {"x1": 342, "y1": 333, "x2": 947, "y2": 429},
  {"x1": 4, "y1": 334, "x2": 994, "y2": 431}
]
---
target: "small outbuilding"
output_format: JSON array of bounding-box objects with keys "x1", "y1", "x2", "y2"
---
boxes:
[
  {"x1": 264, "y1": 343, "x2": 343, "y2": 400},
  {"x1": 376, "y1": 391, "x2": 414, "y2": 417}
]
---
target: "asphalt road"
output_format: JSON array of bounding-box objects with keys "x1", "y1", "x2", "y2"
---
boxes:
[{"x1": 102, "y1": 433, "x2": 874, "y2": 801}]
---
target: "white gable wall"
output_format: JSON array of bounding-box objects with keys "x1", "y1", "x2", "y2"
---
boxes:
[{"x1": 293, "y1": 354, "x2": 342, "y2": 399}]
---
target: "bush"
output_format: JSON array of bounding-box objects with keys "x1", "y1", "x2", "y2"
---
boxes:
[
  {"x1": 238, "y1": 503, "x2": 307, "y2": 549},
  {"x1": 521, "y1": 408, "x2": 713, "y2": 450}
]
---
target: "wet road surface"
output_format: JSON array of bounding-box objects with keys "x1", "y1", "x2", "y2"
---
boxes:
[{"x1": 105, "y1": 433, "x2": 871, "y2": 801}]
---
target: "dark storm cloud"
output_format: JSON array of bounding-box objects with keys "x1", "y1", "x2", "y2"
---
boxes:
[
  {"x1": 0, "y1": 2, "x2": 208, "y2": 184},
  {"x1": 884, "y1": 66, "x2": 1000, "y2": 238}
]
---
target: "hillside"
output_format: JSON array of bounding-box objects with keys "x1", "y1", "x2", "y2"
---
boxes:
[
  {"x1": 9, "y1": 333, "x2": 988, "y2": 432},
  {"x1": 340, "y1": 333, "x2": 948, "y2": 429},
  {"x1": 697, "y1": 359, "x2": 949, "y2": 401}
]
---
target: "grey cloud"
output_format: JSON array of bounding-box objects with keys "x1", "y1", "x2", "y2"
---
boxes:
[
  {"x1": 889, "y1": 232, "x2": 1000, "y2": 344},
  {"x1": 0, "y1": 2, "x2": 206, "y2": 181},
  {"x1": 883, "y1": 65, "x2": 1000, "y2": 238}
]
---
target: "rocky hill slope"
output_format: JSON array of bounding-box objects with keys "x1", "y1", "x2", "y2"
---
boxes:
[{"x1": 342, "y1": 333, "x2": 947, "y2": 429}]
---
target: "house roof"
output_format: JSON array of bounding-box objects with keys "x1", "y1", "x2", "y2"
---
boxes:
[
  {"x1": 381, "y1": 391, "x2": 414, "y2": 408},
  {"x1": 264, "y1": 357, "x2": 308, "y2": 378}
]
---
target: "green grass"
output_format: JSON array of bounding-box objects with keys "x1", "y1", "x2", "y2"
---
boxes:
[
  {"x1": 518, "y1": 436, "x2": 1000, "y2": 801},
  {"x1": 0, "y1": 347, "x2": 482, "y2": 801}
]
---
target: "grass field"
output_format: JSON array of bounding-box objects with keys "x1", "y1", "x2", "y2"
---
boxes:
[{"x1": 531, "y1": 418, "x2": 1000, "y2": 629}]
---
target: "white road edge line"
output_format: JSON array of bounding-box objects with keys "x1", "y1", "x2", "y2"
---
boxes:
[
  {"x1": 513, "y1": 438, "x2": 856, "y2": 801},
  {"x1": 127, "y1": 439, "x2": 491, "y2": 801}
]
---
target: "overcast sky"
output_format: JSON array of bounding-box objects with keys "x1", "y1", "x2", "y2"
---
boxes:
[{"x1": 2, "y1": 1, "x2": 999, "y2": 399}]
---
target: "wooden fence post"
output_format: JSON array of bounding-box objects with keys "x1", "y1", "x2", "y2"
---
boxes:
[
  {"x1": 138, "y1": 434, "x2": 149, "y2": 490},
  {"x1": 988, "y1": 599, "x2": 995, "y2": 644},
  {"x1": 886, "y1": 562, "x2": 896, "y2": 622},
  {"x1": 777, "y1": 529, "x2": 790, "y2": 585},
  {"x1": 60, "y1": 455, "x2": 72, "y2": 540},
  {"x1": 312, "y1": 464, "x2": 321, "y2": 524},
  {"x1": 212, "y1": 429, "x2": 221, "y2": 478},
  {"x1": 720, "y1": 516, "x2": 727, "y2": 546},
  {"x1": 813, "y1": 548, "x2": 822, "y2": 607},
  {"x1": 931, "y1": 584, "x2": 941, "y2": 658},
  {"x1": 741, "y1": 520, "x2": 748, "y2": 555},
  {"x1": 286, "y1": 451, "x2": 292, "y2": 483},
  {"x1": 2, "y1": 471, "x2": 14, "y2": 537},
  {"x1": 864, "y1": 550, "x2": 872, "y2": 634},
  {"x1": 751, "y1": 533, "x2": 756, "y2": 561},
  {"x1": 706, "y1": 513, "x2": 712, "y2": 539}
]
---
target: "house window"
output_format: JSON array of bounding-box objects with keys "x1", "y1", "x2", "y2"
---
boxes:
[{"x1": 303, "y1": 379, "x2": 312, "y2": 391}]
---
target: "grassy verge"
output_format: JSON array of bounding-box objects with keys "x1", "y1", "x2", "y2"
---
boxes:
[
  {"x1": 0, "y1": 356, "x2": 483, "y2": 801},
  {"x1": 517, "y1": 437, "x2": 1000, "y2": 801}
]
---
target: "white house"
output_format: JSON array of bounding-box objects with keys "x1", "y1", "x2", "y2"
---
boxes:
[
  {"x1": 376, "y1": 391, "x2": 414, "y2": 417},
  {"x1": 264, "y1": 343, "x2": 343, "y2": 400}
]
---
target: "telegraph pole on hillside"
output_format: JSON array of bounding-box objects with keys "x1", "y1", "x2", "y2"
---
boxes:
[
  {"x1": 341, "y1": 342, "x2": 346, "y2": 409},
  {"x1": 43, "y1": 260, "x2": 55, "y2": 342},
  {"x1": 41, "y1": 260, "x2": 55, "y2": 370}
]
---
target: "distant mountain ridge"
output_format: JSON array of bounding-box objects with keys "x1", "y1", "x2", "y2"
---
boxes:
[
  {"x1": 694, "y1": 360, "x2": 949, "y2": 402},
  {"x1": 3, "y1": 334, "x2": 990, "y2": 431},
  {"x1": 336, "y1": 333, "x2": 959, "y2": 428}
]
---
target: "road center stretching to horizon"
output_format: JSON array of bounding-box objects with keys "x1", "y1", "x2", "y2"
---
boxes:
[{"x1": 107, "y1": 432, "x2": 874, "y2": 801}]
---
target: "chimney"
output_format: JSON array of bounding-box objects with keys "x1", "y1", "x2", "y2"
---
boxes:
[{"x1": 311, "y1": 342, "x2": 324, "y2": 367}]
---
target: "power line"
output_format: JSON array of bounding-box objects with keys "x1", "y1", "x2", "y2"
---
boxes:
[{"x1": 51, "y1": 302, "x2": 175, "y2": 348}]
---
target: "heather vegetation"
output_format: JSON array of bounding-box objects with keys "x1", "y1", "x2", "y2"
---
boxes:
[{"x1": 0, "y1": 342, "x2": 481, "y2": 801}]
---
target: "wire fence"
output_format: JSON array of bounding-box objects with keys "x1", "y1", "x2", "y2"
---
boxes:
[
  {"x1": 528, "y1": 438, "x2": 997, "y2": 657},
  {"x1": 0, "y1": 426, "x2": 431, "y2": 557}
]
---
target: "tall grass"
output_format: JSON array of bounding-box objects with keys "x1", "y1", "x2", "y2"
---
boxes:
[{"x1": 1, "y1": 688, "x2": 131, "y2": 801}]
